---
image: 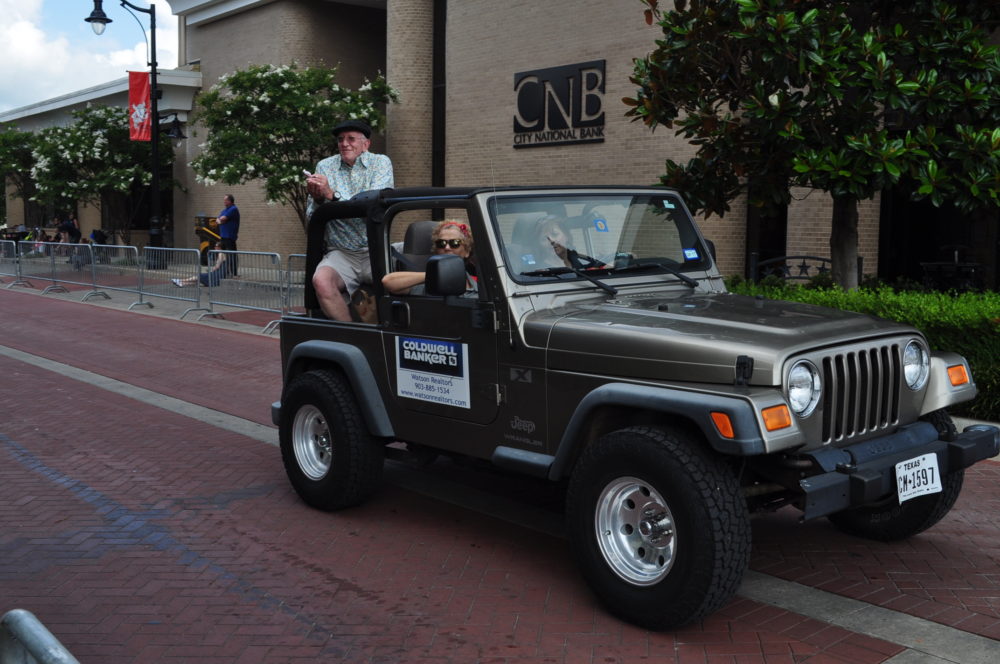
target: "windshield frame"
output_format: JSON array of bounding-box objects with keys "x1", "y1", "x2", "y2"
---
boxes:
[{"x1": 484, "y1": 190, "x2": 713, "y2": 287}]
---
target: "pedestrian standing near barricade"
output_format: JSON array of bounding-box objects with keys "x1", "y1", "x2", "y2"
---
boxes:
[
  {"x1": 62, "y1": 215, "x2": 83, "y2": 264},
  {"x1": 305, "y1": 119, "x2": 394, "y2": 321},
  {"x1": 217, "y1": 194, "x2": 240, "y2": 276},
  {"x1": 57, "y1": 215, "x2": 81, "y2": 243},
  {"x1": 90, "y1": 229, "x2": 110, "y2": 264},
  {"x1": 67, "y1": 215, "x2": 81, "y2": 244}
]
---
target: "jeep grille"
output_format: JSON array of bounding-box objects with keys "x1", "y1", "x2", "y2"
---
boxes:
[{"x1": 820, "y1": 344, "x2": 900, "y2": 443}]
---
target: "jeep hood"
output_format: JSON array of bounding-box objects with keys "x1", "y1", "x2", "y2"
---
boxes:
[{"x1": 524, "y1": 292, "x2": 918, "y2": 385}]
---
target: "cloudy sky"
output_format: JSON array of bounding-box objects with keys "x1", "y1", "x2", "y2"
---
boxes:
[{"x1": 0, "y1": 0, "x2": 179, "y2": 113}]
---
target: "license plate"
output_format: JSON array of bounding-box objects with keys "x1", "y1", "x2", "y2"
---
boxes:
[{"x1": 895, "y1": 453, "x2": 942, "y2": 503}]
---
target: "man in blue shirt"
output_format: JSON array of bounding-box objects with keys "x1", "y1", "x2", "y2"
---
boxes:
[
  {"x1": 305, "y1": 119, "x2": 394, "y2": 321},
  {"x1": 218, "y1": 194, "x2": 240, "y2": 276}
]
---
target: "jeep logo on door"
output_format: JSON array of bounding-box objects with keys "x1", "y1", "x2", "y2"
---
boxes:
[{"x1": 513, "y1": 60, "x2": 605, "y2": 149}]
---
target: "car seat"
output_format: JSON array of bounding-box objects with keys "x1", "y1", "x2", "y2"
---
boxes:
[{"x1": 393, "y1": 220, "x2": 438, "y2": 272}]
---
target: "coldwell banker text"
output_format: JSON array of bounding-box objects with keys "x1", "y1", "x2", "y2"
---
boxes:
[{"x1": 513, "y1": 60, "x2": 606, "y2": 148}]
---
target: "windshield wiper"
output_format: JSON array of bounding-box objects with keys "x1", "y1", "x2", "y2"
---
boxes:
[
  {"x1": 520, "y1": 257, "x2": 618, "y2": 296},
  {"x1": 613, "y1": 261, "x2": 698, "y2": 288}
]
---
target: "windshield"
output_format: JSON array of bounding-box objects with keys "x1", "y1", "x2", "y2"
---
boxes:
[{"x1": 488, "y1": 192, "x2": 711, "y2": 284}]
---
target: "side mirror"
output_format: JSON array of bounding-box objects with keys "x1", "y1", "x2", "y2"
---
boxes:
[{"x1": 425, "y1": 254, "x2": 468, "y2": 296}]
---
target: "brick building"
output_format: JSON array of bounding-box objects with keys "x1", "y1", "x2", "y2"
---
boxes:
[{"x1": 3, "y1": 0, "x2": 997, "y2": 287}]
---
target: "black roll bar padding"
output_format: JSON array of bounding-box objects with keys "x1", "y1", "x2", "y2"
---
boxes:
[{"x1": 304, "y1": 187, "x2": 485, "y2": 311}]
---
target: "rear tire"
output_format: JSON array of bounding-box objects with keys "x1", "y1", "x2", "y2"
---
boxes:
[
  {"x1": 279, "y1": 369, "x2": 383, "y2": 510},
  {"x1": 565, "y1": 426, "x2": 750, "y2": 630},
  {"x1": 827, "y1": 410, "x2": 963, "y2": 541}
]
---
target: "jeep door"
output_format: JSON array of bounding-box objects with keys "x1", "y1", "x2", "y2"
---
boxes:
[{"x1": 378, "y1": 215, "x2": 500, "y2": 454}]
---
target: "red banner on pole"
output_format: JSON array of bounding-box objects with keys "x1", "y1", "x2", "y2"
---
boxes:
[{"x1": 128, "y1": 71, "x2": 152, "y2": 141}]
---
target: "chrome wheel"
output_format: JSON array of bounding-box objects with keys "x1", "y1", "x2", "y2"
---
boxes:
[
  {"x1": 280, "y1": 370, "x2": 383, "y2": 510},
  {"x1": 595, "y1": 476, "x2": 677, "y2": 586},
  {"x1": 567, "y1": 427, "x2": 750, "y2": 629},
  {"x1": 292, "y1": 404, "x2": 331, "y2": 480}
]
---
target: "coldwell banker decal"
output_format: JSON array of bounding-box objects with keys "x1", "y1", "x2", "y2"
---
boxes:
[
  {"x1": 513, "y1": 60, "x2": 606, "y2": 149},
  {"x1": 396, "y1": 336, "x2": 471, "y2": 409}
]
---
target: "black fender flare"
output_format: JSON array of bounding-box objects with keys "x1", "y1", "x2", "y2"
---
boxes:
[
  {"x1": 277, "y1": 340, "x2": 394, "y2": 438},
  {"x1": 547, "y1": 383, "x2": 766, "y2": 481}
]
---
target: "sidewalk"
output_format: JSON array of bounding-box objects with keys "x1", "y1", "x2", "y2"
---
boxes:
[
  {"x1": 1, "y1": 284, "x2": 998, "y2": 663},
  {"x1": 1, "y1": 273, "x2": 281, "y2": 336}
]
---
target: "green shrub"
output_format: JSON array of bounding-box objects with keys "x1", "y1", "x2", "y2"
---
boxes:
[{"x1": 726, "y1": 279, "x2": 1000, "y2": 422}]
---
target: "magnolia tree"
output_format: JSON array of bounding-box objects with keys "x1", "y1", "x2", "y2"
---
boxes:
[
  {"x1": 190, "y1": 63, "x2": 398, "y2": 230},
  {"x1": 627, "y1": 0, "x2": 1000, "y2": 287},
  {"x1": 31, "y1": 105, "x2": 173, "y2": 242}
]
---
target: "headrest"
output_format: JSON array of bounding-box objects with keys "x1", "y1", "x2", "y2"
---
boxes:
[
  {"x1": 403, "y1": 220, "x2": 438, "y2": 255},
  {"x1": 394, "y1": 220, "x2": 438, "y2": 271},
  {"x1": 511, "y1": 214, "x2": 545, "y2": 246}
]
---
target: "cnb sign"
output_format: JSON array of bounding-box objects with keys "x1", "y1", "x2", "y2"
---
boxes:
[{"x1": 513, "y1": 60, "x2": 605, "y2": 149}]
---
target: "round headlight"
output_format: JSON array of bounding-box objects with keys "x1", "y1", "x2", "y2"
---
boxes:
[
  {"x1": 903, "y1": 340, "x2": 929, "y2": 390},
  {"x1": 787, "y1": 360, "x2": 821, "y2": 417}
]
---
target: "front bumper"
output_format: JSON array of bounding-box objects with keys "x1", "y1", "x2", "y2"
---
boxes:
[{"x1": 798, "y1": 422, "x2": 998, "y2": 520}]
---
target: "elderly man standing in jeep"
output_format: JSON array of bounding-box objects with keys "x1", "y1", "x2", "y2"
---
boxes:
[{"x1": 305, "y1": 119, "x2": 394, "y2": 321}]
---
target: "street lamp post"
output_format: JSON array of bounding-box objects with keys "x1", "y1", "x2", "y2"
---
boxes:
[{"x1": 85, "y1": 0, "x2": 164, "y2": 248}]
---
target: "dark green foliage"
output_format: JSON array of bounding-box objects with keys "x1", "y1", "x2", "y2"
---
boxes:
[
  {"x1": 628, "y1": 1, "x2": 1000, "y2": 287},
  {"x1": 0, "y1": 124, "x2": 36, "y2": 205},
  {"x1": 727, "y1": 278, "x2": 1000, "y2": 420}
]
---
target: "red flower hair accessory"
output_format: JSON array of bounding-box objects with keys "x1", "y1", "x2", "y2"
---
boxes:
[{"x1": 440, "y1": 221, "x2": 470, "y2": 237}]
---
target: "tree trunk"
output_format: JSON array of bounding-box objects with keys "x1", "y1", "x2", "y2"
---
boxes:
[{"x1": 830, "y1": 195, "x2": 859, "y2": 289}]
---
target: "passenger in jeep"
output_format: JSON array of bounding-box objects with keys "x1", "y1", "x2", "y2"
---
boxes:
[
  {"x1": 533, "y1": 216, "x2": 573, "y2": 268},
  {"x1": 382, "y1": 220, "x2": 477, "y2": 295},
  {"x1": 518, "y1": 215, "x2": 604, "y2": 272},
  {"x1": 305, "y1": 119, "x2": 394, "y2": 320}
]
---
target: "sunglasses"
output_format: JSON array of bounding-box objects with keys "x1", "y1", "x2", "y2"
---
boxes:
[{"x1": 434, "y1": 238, "x2": 464, "y2": 249}]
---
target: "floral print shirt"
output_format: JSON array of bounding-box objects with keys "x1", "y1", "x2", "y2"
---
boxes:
[{"x1": 307, "y1": 151, "x2": 394, "y2": 252}]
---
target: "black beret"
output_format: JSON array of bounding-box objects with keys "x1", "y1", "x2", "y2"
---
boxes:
[{"x1": 333, "y1": 119, "x2": 372, "y2": 138}]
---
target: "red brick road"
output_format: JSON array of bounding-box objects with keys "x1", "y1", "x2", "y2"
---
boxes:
[
  {"x1": 1, "y1": 288, "x2": 998, "y2": 663},
  {"x1": 751, "y1": 471, "x2": 1000, "y2": 636}
]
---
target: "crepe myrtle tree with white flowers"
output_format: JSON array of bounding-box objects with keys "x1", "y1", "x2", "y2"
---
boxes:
[
  {"x1": 190, "y1": 63, "x2": 398, "y2": 230},
  {"x1": 31, "y1": 105, "x2": 174, "y2": 244}
]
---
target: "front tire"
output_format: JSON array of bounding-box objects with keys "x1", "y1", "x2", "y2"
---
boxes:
[
  {"x1": 827, "y1": 410, "x2": 964, "y2": 541},
  {"x1": 565, "y1": 426, "x2": 750, "y2": 630},
  {"x1": 279, "y1": 369, "x2": 383, "y2": 510}
]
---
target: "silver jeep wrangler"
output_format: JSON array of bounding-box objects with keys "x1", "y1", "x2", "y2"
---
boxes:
[{"x1": 274, "y1": 186, "x2": 998, "y2": 629}]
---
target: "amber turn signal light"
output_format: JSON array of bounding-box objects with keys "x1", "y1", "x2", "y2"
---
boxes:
[
  {"x1": 711, "y1": 412, "x2": 735, "y2": 439},
  {"x1": 762, "y1": 405, "x2": 792, "y2": 431},
  {"x1": 947, "y1": 364, "x2": 970, "y2": 386}
]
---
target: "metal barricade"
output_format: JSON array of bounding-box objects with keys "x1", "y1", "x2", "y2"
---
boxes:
[
  {"x1": 13, "y1": 241, "x2": 108, "y2": 300},
  {"x1": 0, "y1": 608, "x2": 80, "y2": 664},
  {"x1": 90, "y1": 244, "x2": 142, "y2": 300},
  {"x1": 134, "y1": 246, "x2": 207, "y2": 318},
  {"x1": 16, "y1": 242, "x2": 68, "y2": 295},
  {"x1": 200, "y1": 250, "x2": 284, "y2": 333},
  {"x1": 52, "y1": 243, "x2": 108, "y2": 301},
  {"x1": 0, "y1": 240, "x2": 23, "y2": 287},
  {"x1": 284, "y1": 253, "x2": 307, "y2": 317}
]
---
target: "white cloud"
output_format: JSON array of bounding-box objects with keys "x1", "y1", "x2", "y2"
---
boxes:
[{"x1": 0, "y1": 0, "x2": 179, "y2": 113}]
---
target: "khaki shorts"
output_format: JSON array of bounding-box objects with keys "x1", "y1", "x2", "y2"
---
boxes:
[{"x1": 317, "y1": 248, "x2": 371, "y2": 295}]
